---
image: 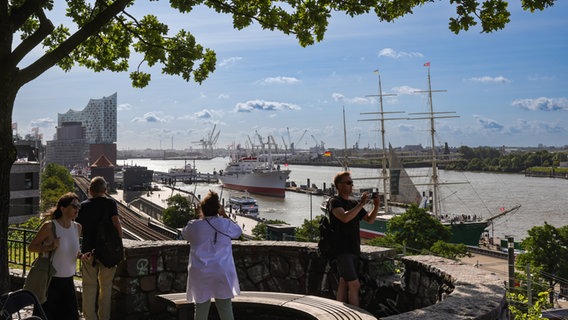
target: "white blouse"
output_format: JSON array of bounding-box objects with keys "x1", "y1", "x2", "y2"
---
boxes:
[
  {"x1": 51, "y1": 220, "x2": 80, "y2": 278},
  {"x1": 182, "y1": 216, "x2": 242, "y2": 303}
]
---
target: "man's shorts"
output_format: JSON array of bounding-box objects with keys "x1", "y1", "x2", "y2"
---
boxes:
[{"x1": 335, "y1": 253, "x2": 359, "y2": 282}]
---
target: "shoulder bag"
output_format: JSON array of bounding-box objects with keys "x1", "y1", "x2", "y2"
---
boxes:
[{"x1": 23, "y1": 221, "x2": 57, "y2": 304}]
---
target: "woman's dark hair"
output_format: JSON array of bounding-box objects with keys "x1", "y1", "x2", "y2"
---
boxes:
[
  {"x1": 46, "y1": 192, "x2": 79, "y2": 219},
  {"x1": 199, "y1": 190, "x2": 220, "y2": 217}
]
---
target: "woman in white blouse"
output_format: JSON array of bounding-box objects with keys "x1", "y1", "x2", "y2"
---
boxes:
[{"x1": 182, "y1": 190, "x2": 242, "y2": 320}]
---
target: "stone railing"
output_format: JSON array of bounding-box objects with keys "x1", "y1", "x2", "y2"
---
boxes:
[{"x1": 107, "y1": 240, "x2": 507, "y2": 319}]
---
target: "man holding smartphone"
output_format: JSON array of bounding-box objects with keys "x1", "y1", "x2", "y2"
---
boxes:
[{"x1": 328, "y1": 171, "x2": 380, "y2": 307}]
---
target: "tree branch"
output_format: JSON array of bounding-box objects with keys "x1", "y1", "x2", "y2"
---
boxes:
[
  {"x1": 17, "y1": 0, "x2": 133, "y2": 86},
  {"x1": 12, "y1": 7, "x2": 54, "y2": 66},
  {"x1": 9, "y1": 0, "x2": 48, "y2": 31}
]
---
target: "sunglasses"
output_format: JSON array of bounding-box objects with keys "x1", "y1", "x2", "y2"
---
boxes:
[
  {"x1": 341, "y1": 180, "x2": 353, "y2": 185},
  {"x1": 69, "y1": 203, "x2": 81, "y2": 209}
]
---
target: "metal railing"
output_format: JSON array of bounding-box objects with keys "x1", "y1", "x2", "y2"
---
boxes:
[
  {"x1": 7, "y1": 227, "x2": 40, "y2": 276},
  {"x1": 8, "y1": 226, "x2": 84, "y2": 279}
]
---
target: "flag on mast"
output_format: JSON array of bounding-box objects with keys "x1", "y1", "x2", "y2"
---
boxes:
[{"x1": 423, "y1": 62, "x2": 431, "y2": 67}]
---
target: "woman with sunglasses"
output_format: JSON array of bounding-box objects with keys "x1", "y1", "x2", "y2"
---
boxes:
[{"x1": 28, "y1": 192, "x2": 89, "y2": 319}]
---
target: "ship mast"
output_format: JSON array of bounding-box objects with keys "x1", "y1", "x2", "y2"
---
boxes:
[
  {"x1": 342, "y1": 106, "x2": 348, "y2": 171},
  {"x1": 360, "y1": 69, "x2": 404, "y2": 213},
  {"x1": 411, "y1": 63, "x2": 457, "y2": 217}
]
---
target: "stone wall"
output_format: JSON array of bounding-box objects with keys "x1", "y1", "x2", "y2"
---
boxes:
[
  {"x1": 108, "y1": 240, "x2": 507, "y2": 320},
  {"x1": 383, "y1": 255, "x2": 508, "y2": 320}
]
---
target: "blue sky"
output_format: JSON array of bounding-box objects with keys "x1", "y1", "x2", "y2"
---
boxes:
[{"x1": 12, "y1": 1, "x2": 568, "y2": 151}]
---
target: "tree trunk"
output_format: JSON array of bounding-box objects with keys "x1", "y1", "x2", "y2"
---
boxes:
[{"x1": 0, "y1": 70, "x2": 19, "y2": 293}]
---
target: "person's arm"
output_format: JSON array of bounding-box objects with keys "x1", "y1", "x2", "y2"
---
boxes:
[
  {"x1": 331, "y1": 193, "x2": 369, "y2": 223},
  {"x1": 362, "y1": 196, "x2": 381, "y2": 223},
  {"x1": 111, "y1": 215, "x2": 123, "y2": 239},
  {"x1": 28, "y1": 221, "x2": 59, "y2": 253}
]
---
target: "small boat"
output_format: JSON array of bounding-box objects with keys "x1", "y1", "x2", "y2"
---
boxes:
[
  {"x1": 168, "y1": 162, "x2": 196, "y2": 175},
  {"x1": 227, "y1": 194, "x2": 259, "y2": 217}
]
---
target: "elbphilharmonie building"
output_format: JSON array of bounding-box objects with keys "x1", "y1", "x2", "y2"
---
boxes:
[{"x1": 46, "y1": 93, "x2": 117, "y2": 169}]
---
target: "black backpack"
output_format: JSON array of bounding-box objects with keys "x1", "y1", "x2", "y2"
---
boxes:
[
  {"x1": 95, "y1": 199, "x2": 124, "y2": 268},
  {"x1": 317, "y1": 197, "x2": 335, "y2": 260}
]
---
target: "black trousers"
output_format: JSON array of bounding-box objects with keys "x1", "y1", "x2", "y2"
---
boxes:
[{"x1": 42, "y1": 276, "x2": 79, "y2": 320}]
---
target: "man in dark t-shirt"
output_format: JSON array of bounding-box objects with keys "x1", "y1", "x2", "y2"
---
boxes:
[
  {"x1": 76, "y1": 176, "x2": 122, "y2": 320},
  {"x1": 329, "y1": 171, "x2": 380, "y2": 307}
]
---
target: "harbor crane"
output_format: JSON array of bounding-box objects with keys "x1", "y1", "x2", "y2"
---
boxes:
[
  {"x1": 290, "y1": 129, "x2": 308, "y2": 154},
  {"x1": 192, "y1": 124, "x2": 220, "y2": 156},
  {"x1": 353, "y1": 133, "x2": 361, "y2": 150},
  {"x1": 311, "y1": 134, "x2": 326, "y2": 155},
  {"x1": 267, "y1": 135, "x2": 279, "y2": 154},
  {"x1": 281, "y1": 136, "x2": 288, "y2": 153}
]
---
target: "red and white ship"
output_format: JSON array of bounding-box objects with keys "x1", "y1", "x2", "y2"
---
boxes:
[{"x1": 218, "y1": 156, "x2": 291, "y2": 198}]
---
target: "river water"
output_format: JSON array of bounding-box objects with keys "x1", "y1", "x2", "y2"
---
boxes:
[{"x1": 122, "y1": 157, "x2": 567, "y2": 241}]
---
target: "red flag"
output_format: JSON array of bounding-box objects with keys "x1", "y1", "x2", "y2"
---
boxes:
[
  {"x1": 323, "y1": 151, "x2": 331, "y2": 157},
  {"x1": 424, "y1": 62, "x2": 431, "y2": 67}
]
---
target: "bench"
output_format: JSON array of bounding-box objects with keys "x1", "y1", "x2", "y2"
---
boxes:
[{"x1": 157, "y1": 291, "x2": 377, "y2": 320}]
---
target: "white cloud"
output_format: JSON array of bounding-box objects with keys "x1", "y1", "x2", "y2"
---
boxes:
[
  {"x1": 378, "y1": 48, "x2": 424, "y2": 59},
  {"x1": 234, "y1": 100, "x2": 301, "y2": 112},
  {"x1": 30, "y1": 117, "x2": 56, "y2": 128},
  {"x1": 117, "y1": 103, "x2": 131, "y2": 111},
  {"x1": 261, "y1": 76, "x2": 300, "y2": 85},
  {"x1": 330, "y1": 92, "x2": 373, "y2": 104},
  {"x1": 194, "y1": 109, "x2": 213, "y2": 119},
  {"x1": 391, "y1": 86, "x2": 420, "y2": 95},
  {"x1": 332, "y1": 93, "x2": 345, "y2": 101},
  {"x1": 179, "y1": 109, "x2": 224, "y2": 120},
  {"x1": 131, "y1": 112, "x2": 167, "y2": 123},
  {"x1": 218, "y1": 93, "x2": 229, "y2": 99},
  {"x1": 219, "y1": 57, "x2": 243, "y2": 67},
  {"x1": 468, "y1": 76, "x2": 510, "y2": 83},
  {"x1": 511, "y1": 97, "x2": 568, "y2": 111},
  {"x1": 474, "y1": 115, "x2": 505, "y2": 132}
]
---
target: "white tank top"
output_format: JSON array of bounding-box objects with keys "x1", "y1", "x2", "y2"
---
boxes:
[{"x1": 51, "y1": 220, "x2": 80, "y2": 278}]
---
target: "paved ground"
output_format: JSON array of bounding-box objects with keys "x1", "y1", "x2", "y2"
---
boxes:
[{"x1": 460, "y1": 253, "x2": 568, "y2": 309}]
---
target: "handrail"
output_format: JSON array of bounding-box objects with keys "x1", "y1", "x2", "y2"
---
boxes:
[
  {"x1": 7, "y1": 227, "x2": 40, "y2": 276},
  {"x1": 8, "y1": 226, "x2": 84, "y2": 278}
]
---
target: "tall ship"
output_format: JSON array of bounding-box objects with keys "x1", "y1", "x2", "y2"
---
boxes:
[
  {"x1": 218, "y1": 155, "x2": 291, "y2": 198},
  {"x1": 356, "y1": 68, "x2": 519, "y2": 246}
]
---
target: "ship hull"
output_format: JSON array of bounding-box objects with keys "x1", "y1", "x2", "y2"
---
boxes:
[
  {"x1": 219, "y1": 171, "x2": 289, "y2": 198},
  {"x1": 360, "y1": 217, "x2": 489, "y2": 246}
]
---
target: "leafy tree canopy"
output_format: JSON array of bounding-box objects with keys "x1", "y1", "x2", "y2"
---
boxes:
[
  {"x1": 3, "y1": 0, "x2": 556, "y2": 92},
  {"x1": 40, "y1": 163, "x2": 74, "y2": 211},
  {"x1": 386, "y1": 205, "x2": 451, "y2": 251},
  {"x1": 516, "y1": 222, "x2": 568, "y2": 302},
  {"x1": 295, "y1": 216, "x2": 320, "y2": 242},
  {"x1": 367, "y1": 206, "x2": 467, "y2": 259},
  {"x1": 162, "y1": 194, "x2": 197, "y2": 228}
]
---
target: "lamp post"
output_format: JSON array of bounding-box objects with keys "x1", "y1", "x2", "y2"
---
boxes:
[{"x1": 507, "y1": 235, "x2": 515, "y2": 290}]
